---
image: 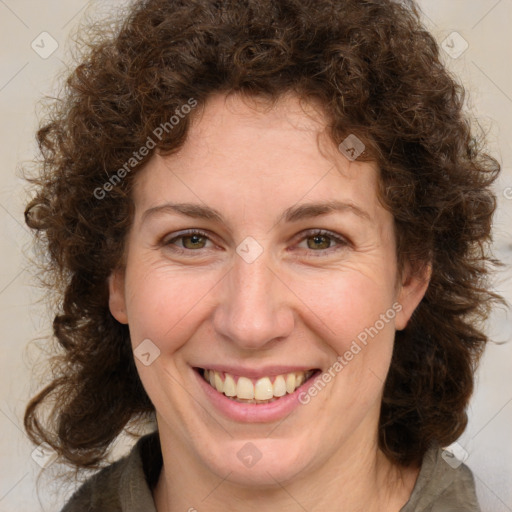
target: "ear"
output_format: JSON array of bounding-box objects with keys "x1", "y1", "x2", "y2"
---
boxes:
[
  {"x1": 394, "y1": 262, "x2": 431, "y2": 331},
  {"x1": 108, "y1": 267, "x2": 128, "y2": 324}
]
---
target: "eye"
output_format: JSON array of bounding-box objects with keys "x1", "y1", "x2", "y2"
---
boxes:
[
  {"x1": 162, "y1": 229, "x2": 213, "y2": 253},
  {"x1": 161, "y1": 228, "x2": 349, "y2": 257},
  {"x1": 294, "y1": 229, "x2": 350, "y2": 255}
]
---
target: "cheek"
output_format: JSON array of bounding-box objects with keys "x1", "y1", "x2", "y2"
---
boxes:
[
  {"x1": 294, "y1": 269, "x2": 399, "y2": 389},
  {"x1": 123, "y1": 264, "x2": 217, "y2": 352},
  {"x1": 296, "y1": 270, "x2": 397, "y2": 342}
]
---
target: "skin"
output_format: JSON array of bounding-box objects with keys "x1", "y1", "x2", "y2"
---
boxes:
[{"x1": 109, "y1": 91, "x2": 430, "y2": 511}]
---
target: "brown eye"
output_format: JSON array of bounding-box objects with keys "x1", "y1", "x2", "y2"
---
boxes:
[
  {"x1": 306, "y1": 234, "x2": 332, "y2": 250},
  {"x1": 180, "y1": 234, "x2": 208, "y2": 249},
  {"x1": 162, "y1": 229, "x2": 213, "y2": 253},
  {"x1": 296, "y1": 229, "x2": 350, "y2": 256}
]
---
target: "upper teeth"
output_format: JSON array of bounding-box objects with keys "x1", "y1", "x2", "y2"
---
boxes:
[{"x1": 204, "y1": 369, "x2": 314, "y2": 400}]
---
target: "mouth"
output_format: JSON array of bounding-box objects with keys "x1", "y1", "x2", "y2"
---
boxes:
[{"x1": 195, "y1": 367, "x2": 321, "y2": 404}]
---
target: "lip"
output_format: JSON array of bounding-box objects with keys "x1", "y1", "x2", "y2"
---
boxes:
[{"x1": 193, "y1": 366, "x2": 321, "y2": 423}]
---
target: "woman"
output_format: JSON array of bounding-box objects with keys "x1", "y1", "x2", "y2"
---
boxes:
[{"x1": 23, "y1": 0, "x2": 502, "y2": 510}]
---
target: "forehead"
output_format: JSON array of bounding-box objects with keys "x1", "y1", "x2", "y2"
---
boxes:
[
  {"x1": 132, "y1": 92, "x2": 386, "y2": 226},
  {"x1": 191, "y1": 92, "x2": 329, "y2": 139}
]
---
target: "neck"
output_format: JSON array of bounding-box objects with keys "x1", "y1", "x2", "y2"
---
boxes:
[{"x1": 153, "y1": 426, "x2": 419, "y2": 512}]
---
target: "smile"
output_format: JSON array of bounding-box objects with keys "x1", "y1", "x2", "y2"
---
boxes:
[{"x1": 198, "y1": 368, "x2": 319, "y2": 404}]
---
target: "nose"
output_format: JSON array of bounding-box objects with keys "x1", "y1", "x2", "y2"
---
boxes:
[{"x1": 212, "y1": 248, "x2": 295, "y2": 351}]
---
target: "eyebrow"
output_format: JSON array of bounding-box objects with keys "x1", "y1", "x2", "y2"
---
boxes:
[{"x1": 141, "y1": 199, "x2": 371, "y2": 226}]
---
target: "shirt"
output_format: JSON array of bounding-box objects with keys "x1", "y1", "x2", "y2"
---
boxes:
[{"x1": 60, "y1": 432, "x2": 481, "y2": 511}]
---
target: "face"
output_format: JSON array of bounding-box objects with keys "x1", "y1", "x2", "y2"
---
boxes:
[{"x1": 109, "y1": 92, "x2": 428, "y2": 486}]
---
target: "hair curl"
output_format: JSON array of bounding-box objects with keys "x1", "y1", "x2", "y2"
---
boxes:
[{"x1": 24, "y1": 0, "x2": 503, "y2": 470}]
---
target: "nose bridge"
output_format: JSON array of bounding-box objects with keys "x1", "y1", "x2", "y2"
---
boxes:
[{"x1": 213, "y1": 247, "x2": 294, "y2": 350}]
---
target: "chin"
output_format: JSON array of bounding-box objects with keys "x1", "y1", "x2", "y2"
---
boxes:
[{"x1": 199, "y1": 437, "x2": 314, "y2": 488}]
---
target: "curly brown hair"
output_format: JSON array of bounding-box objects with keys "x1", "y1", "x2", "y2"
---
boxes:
[{"x1": 23, "y1": 0, "x2": 503, "y2": 470}]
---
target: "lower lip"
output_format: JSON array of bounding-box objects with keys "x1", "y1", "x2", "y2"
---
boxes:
[{"x1": 193, "y1": 368, "x2": 321, "y2": 423}]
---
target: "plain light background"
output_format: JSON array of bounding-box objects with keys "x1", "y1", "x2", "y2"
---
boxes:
[{"x1": 1, "y1": 1, "x2": 511, "y2": 510}]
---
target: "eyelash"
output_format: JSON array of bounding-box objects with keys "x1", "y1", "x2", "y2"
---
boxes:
[{"x1": 161, "y1": 228, "x2": 350, "y2": 257}]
